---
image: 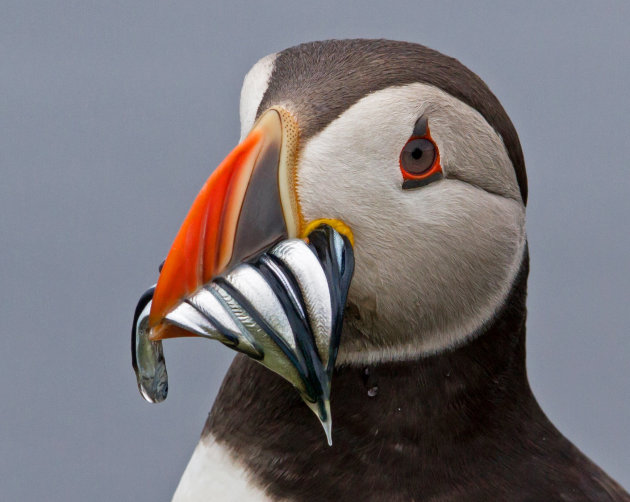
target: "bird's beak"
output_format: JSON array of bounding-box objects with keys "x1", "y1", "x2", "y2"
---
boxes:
[
  {"x1": 132, "y1": 106, "x2": 355, "y2": 444},
  {"x1": 149, "y1": 107, "x2": 302, "y2": 339}
]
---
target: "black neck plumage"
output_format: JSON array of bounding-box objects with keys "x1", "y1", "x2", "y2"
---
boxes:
[
  {"x1": 205, "y1": 249, "x2": 589, "y2": 500},
  {"x1": 206, "y1": 246, "x2": 630, "y2": 500}
]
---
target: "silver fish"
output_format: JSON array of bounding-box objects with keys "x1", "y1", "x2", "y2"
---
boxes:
[
  {"x1": 131, "y1": 286, "x2": 167, "y2": 403},
  {"x1": 131, "y1": 224, "x2": 354, "y2": 444}
]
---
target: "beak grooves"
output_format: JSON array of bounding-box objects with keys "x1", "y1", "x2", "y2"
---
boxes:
[
  {"x1": 149, "y1": 108, "x2": 300, "y2": 333},
  {"x1": 148, "y1": 131, "x2": 264, "y2": 328}
]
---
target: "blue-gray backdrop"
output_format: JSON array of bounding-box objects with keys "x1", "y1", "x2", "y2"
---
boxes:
[{"x1": 1, "y1": 1, "x2": 628, "y2": 500}]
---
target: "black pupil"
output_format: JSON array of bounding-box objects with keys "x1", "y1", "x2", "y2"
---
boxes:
[{"x1": 401, "y1": 138, "x2": 435, "y2": 175}]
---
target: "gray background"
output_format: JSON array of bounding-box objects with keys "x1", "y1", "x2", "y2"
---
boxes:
[{"x1": 1, "y1": 1, "x2": 628, "y2": 500}]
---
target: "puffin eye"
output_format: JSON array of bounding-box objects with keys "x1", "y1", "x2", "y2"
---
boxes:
[
  {"x1": 401, "y1": 138, "x2": 435, "y2": 175},
  {"x1": 400, "y1": 118, "x2": 443, "y2": 190}
]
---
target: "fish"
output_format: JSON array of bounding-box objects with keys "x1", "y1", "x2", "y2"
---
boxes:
[{"x1": 131, "y1": 224, "x2": 354, "y2": 444}]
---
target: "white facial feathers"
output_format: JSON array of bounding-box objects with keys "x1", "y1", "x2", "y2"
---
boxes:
[
  {"x1": 294, "y1": 83, "x2": 526, "y2": 362},
  {"x1": 239, "y1": 53, "x2": 277, "y2": 141}
]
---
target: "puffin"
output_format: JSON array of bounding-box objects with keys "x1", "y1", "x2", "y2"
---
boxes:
[{"x1": 134, "y1": 39, "x2": 630, "y2": 501}]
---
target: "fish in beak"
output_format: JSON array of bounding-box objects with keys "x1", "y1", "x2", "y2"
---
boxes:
[{"x1": 131, "y1": 108, "x2": 354, "y2": 444}]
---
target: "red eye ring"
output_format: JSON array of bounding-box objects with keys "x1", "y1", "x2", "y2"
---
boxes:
[{"x1": 399, "y1": 128, "x2": 443, "y2": 189}]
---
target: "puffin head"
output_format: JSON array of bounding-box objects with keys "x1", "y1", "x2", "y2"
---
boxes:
[
  {"x1": 242, "y1": 39, "x2": 527, "y2": 362},
  {"x1": 140, "y1": 39, "x2": 527, "y2": 429}
]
